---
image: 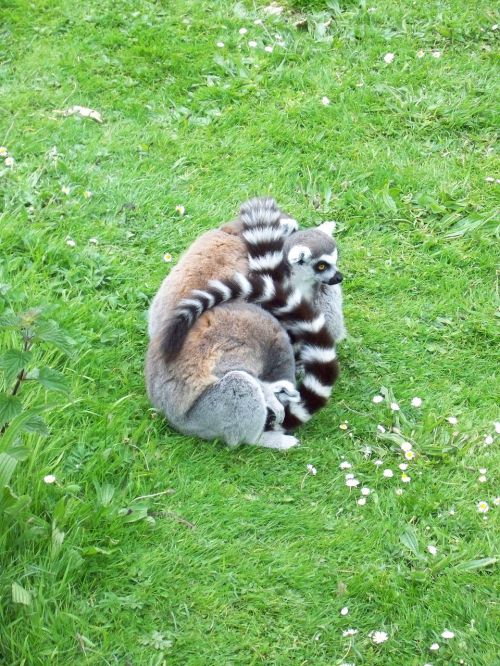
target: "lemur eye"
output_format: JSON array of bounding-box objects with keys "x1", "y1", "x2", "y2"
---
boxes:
[{"x1": 316, "y1": 263, "x2": 327, "y2": 272}]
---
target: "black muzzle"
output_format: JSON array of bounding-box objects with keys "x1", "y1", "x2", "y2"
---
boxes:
[{"x1": 328, "y1": 271, "x2": 343, "y2": 285}]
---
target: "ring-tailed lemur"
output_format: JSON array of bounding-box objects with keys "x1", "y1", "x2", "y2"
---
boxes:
[
  {"x1": 153, "y1": 198, "x2": 345, "y2": 432},
  {"x1": 147, "y1": 198, "x2": 303, "y2": 449}
]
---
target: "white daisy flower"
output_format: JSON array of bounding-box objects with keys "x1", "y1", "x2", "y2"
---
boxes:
[
  {"x1": 405, "y1": 450, "x2": 415, "y2": 461},
  {"x1": 346, "y1": 478, "x2": 360, "y2": 487},
  {"x1": 340, "y1": 606, "x2": 349, "y2": 616},
  {"x1": 493, "y1": 497, "x2": 500, "y2": 506},
  {"x1": 0, "y1": 146, "x2": 8, "y2": 156},
  {"x1": 89, "y1": 238, "x2": 99, "y2": 245},
  {"x1": 374, "y1": 459, "x2": 383, "y2": 466},
  {"x1": 239, "y1": 27, "x2": 248, "y2": 35},
  {"x1": 4, "y1": 156, "x2": 15, "y2": 167},
  {"x1": 83, "y1": 190, "x2": 93, "y2": 198},
  {"x1": 370, "y1": 630, "x2": 388, "y2": 644},
  {"x1": 43, "y1": 474, "x2": 56, "y2": 484},
  {"x1": 477, "y1": 501, "x2": 489, "y2": 513},
  {"x1": 479, "y1": 468, "x2": 487, "y2": 474},
  {"x1": 485, "y1": 176, "x2": 495, "y2": 182},
  {"x1": 383, "y1": 53, "x2": 395, "y2": 64},
  {"x1": 357, "y1": 497, "x2": 367, "y2": 506},
  {"x1": 254, "y1": 19, "x2": 263, "y2": 25},
  {"x1": 484, "y1": 434, "x2": 493, "y2": 445},
  {"x1": 61, "y1": 185, "x2": 70, "y2": 195},
  {"x1": 307, "y1": 464, "x2": 317, "y2": 476},
  {"x1": 429, "y1": 642, "x2": 440, "y2": 651},
  {"x1": 432, "y1": 50, "x2": 442, "y2": 58},
  {"x1": 321, "y1": 96, "x2": 330, "y2": 106},
  {"x1": 416, "y1": 49, "x2": 425, "y2": 58},
  {"x1": 377, "y1": 425, "x2": 386, "y2": 433},
  {"x1": 493, "y1": 24, "x2": 499, "y2": 30},
  {"x1": 395, "y1": 488, "x2": 403, "y2": 495},
  {"x1": 342, "y1": 628, "x2": 358, "y2": 637},
  {"x1": 175, "y1": 204, "x2": 185, "y2": 216},
  {"x1": 264, "y1": 45, "x2": 274, "y2": 53},
  {"x1": 411, "y1": 396, "x2": 423, "y2": 407},
  {"x1": 345, "y1": 473, "x2": 354, "y2": 480},
  {"x1": 362, "y1": 446, "x2": 372, "y2": 457},
  {"x1": 66, "y1": 239, "x2": 76, "y2": 247},
  {"x1": 367, "y1": 7, "x2": 377, "y2": 13},
  {"x1": 401, "y1": 441, "x2": 412, "y2": 452},
  {"x1": 216, "y1": 41, "x2": 225, "y2": 48},
  {"x1": 494, "y1": 421, "x2": 500, "y2": 434},
  {"x1": 361, "y1": 487, "x2": 371, "y2": 496},
  {"x1": 446, "y1": 416, "x2": 458, "y2": 425},
  {"x1": 339, "y1": 422, "x2": 348, "y2": 430},
  {"x1": 163, "y1": 253, "x2": 173, "y2": 263},
  {"x1": 248, "y1": 40, "x2": 257, "y2": 48},
  {"x1": 479, "y1": 475, "x2": 487, "y2": 483},
  {"x1": 399, "y1": 463, "x2": 408, "y2": 471},
  {"x1": 339, "y1": 461, "x2": 352, "y2": 470},
  {"x1": 401, "y1": 473, "x2": 411, "y2": 483},
  {"x1": 390, "y1": 402, "x2": 400, "y2": 411},
  {"x1": 427, "y1": 545, "x2": 438, "y2": 556},
  {"x1": 441, "y1": 630, "x2": 454, "y2": 639},
  {"x1": 372, "y1": 394, "x2": 384, "y2": 404},
  {"x1": 383, "y1": 469, "x2": 394, "y2": 478}
]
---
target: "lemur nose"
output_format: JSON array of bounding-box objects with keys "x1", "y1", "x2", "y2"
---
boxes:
[{"x1": 329, "y1": 271, "x2": 343, "y2": 285}]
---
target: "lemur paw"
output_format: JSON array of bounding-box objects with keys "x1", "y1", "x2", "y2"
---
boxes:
[
  {"x1": 279, "y1": 216, "x2": 298, "y2": 236},
  {"x1": 258, "y1": 431, "x2": 300, "y2": 450},
  {"x1": 270, "y1": 380, "x2": 301, "y2": 405}
]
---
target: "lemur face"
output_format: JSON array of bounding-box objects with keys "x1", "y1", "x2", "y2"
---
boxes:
[{"x1": 285, "y1": 222, "x2": 343, "y2": 288}]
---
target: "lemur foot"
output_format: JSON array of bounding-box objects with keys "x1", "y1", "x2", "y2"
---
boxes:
[{"x1": 256, "y1": 431, "x2": 300, "y2": 450}]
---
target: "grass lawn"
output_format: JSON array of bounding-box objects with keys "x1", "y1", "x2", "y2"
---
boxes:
[{"x1": 1, "y1": 0, "x2": 499, "y2": 663}]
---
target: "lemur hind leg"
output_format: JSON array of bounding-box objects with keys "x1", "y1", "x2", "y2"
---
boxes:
[
  {"x1": 185, "y1": 371, "x2": 299, "y2": 449},
  {"x1": 184, "y1": 371, "x2": 269, "y2": 448}
]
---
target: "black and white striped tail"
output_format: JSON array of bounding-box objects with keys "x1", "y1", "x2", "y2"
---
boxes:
[{"x1": 160, "y1": 197, "x2": 294, "y2": 361}]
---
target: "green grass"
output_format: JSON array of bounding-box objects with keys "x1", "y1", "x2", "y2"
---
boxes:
[{"x1": 1, "y1": 0, "x2": 499, "y2": 663}]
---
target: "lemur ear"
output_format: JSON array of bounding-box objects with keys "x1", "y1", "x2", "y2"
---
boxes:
[
  {"x1": 318, "y1": 221, "x2": 337, "y2": 237},
  {"x1": 288, "y1": 245, "x2": 312, "y2": 265}
]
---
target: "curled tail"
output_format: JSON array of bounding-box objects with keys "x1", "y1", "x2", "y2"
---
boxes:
[{"x1": 160, "y1": 197, "x2": 294, "y2": 361}]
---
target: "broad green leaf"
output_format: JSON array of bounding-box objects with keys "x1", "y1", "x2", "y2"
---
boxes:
[
  {"x1": 380, "y1": 186, "x2": 397, "y2": 213},
  {"x1": 20, "y1": 413, "x2": 49, "y2": 436},
  {"x1": 0, "y1": 312, "x2": 21, "y2": 329},
  {"x1": 0, "y1": 350, "x2": 31, "y2": 386},
  {"x1": 119, "y1": 504, "x2": 149, "y2": 523},
  {"x1": 11, "y1": 582, "x2": 31, "y2": 606},
  {"x1": 455, "y1": 557, "x2": 498, "y2": 572},
  {"x1": 51, "y1": 526, "x2": 65, "y2": 554},
  {"x1": 0, "y1": 453, "x2": 17, "y2": 487},
  {"x1": 95, "y1": 482, "x2": 115, "y2": 507},
  {"x1": 0, "y1": 393, "x2": 23, "y2": 427},
  {"x1": 1, "y1": 485, "x2": 31, "y2": 515},
  {"x1": 36, "y1": 367, "x2": 68, "y2": 393},
  {"x1": 2, "y1": 443, "x2": 29, "y2": 461},
  {"x1": 444, "y1": 212, "x2": 499, "y2": 239},
  {"x1": 400, "y1": 527, "x2": 420, "y2": 557},
  {"x1": 34, "y1": 320, "x2": 75, "y2": 355},
  {"x1": 81, "y1": 546, "x2": 112, "y2": 557}
]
